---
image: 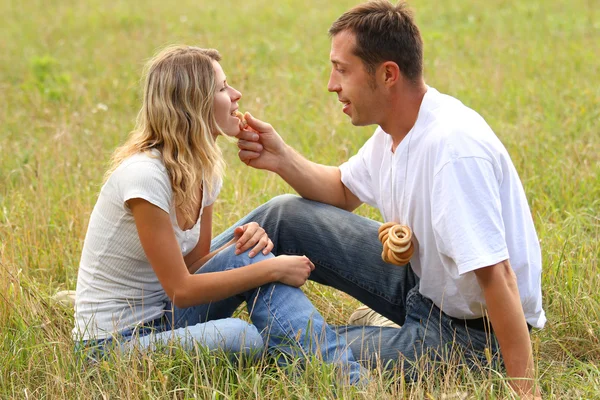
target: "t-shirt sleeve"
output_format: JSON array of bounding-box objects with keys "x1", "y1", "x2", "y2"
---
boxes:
[
  {"x1": 339, "y1": 137, "x2": 378, "y2": 208},
  {"x1": 431, "y1": 156, "x2": 509, "y2": 275},
  {"x1": 115, "y1": 161, "x2": 172, "y2": 214}
]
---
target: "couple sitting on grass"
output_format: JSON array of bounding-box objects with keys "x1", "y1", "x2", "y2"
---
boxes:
[{"x1": 72, "y1": 1, "x2": 544, "y2": 397}]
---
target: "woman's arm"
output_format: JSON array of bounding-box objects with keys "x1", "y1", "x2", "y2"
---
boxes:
[
  {"x1": 128, "y1": 198, "x2": 313, "y2": 308},
  {"x1": 183, "y1": 205, "x2": 234, "y2": 274}
]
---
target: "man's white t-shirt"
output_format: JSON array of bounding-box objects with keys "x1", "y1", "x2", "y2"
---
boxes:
[
  {"x1": 340, "y1": 87, "x2": 546, "y2": 328},
  {"x1": 73, "y1": 150, "x2": 221, "y2": 340}
]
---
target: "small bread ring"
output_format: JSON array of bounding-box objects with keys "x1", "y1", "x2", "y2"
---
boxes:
[
  {"x1": 235, "y1": 110, "x2": 248, "y2": 129},
  {"x1": 390, "y1": 244, "x2": 414, "y2": 265},
  {"x1": 378, "y1": 222, "x2": 414, "y2": 266},
  {"x1": 378, "y1": 222, "x2": 395, "y2": 242},
  {"x1": 378, "y1": 222, "x2": 397, "y2": 234},
  {"x1": 387, "y1": 225, "x2": 412, "y2": 253}
]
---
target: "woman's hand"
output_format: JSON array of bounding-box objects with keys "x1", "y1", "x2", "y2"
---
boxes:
[
  {"x1": 234, "y1": 222, "x2": 274, "y2": 257},
  {"x1": 273, "y1": 255, "x2": 315, "y2": 287}
]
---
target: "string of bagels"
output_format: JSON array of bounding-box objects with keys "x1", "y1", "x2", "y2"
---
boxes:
[{"x1": 378, "y1": 222, "x2": 414, "y2": 266}]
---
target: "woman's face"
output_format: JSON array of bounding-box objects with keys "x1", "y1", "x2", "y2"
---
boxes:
[{"x1": 212, "y1": 60, "x2": 243, "y2": 137}]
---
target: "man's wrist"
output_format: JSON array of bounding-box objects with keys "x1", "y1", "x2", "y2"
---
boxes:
[{"x1": 272, "y1": 144, "x2": 293, "y2": 175}]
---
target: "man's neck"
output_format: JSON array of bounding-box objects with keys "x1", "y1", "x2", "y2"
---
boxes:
[{"x1": 381, "y1": 81, "x2": 427, "y2": 152}]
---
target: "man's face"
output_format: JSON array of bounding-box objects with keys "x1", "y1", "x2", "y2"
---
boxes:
[{"x1": 328, "y1": 30, "x2": 384, "y2": 126}]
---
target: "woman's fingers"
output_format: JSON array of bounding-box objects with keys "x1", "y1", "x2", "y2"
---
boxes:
[
  {"x1": 250, "y1": 235, "x2": 269, "y2": 257},
  {"x1": 235, "y1": 222, "x2": 272, "y2": 257},
  {"x1": 307, "y1": 257, "x2": 315, "y2": 271},
  {"x1": 235, "y1": 223, "x2": 257, "y2": 254},
  {"x1": 263, "y1": 239, "x2": 274, "y2": 255}
]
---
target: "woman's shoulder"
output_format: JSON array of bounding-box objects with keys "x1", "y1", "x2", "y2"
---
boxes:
[
  {"x1": 107, "y1": 150, "x2": 171, "y2": 192},
  {"x1": 105, "y1": 150, "x2": 173, "y2": 210},
  {"x1": 115, "y1": 149, "x2": 166, "y2": 174}
]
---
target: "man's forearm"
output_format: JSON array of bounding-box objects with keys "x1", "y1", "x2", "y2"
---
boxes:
[
  {"x1": 475, "y1": 261, "x2": 540, "y2": 397},
  {"x1": 276, "y1": 145, "x2": 352, "y2": 210}
]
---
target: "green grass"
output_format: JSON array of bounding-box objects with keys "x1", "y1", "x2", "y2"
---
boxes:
[{"x1": 1, "y1": 0, "x2": 598, "y2": 398}]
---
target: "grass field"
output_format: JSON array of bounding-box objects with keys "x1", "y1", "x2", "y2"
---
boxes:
[{"x1": 1, "y1": 0, "x2": 598, "y2": 398}]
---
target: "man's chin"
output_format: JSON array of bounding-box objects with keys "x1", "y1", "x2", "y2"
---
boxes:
[{"x1": 350, "y1": 117, "x2": 373, "y2": 127}]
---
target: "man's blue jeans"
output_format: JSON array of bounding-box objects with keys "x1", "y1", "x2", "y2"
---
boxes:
[{"x1": 212, "y1": 195, "x2": 502, "y2": 379}]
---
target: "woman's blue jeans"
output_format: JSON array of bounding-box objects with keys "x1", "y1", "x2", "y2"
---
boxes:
[
  {"x1": 212, "y1": 195, "x2": 502, "y2": 380},
  {"x1": 101, "y1": 244, "x2": 365, "y2": 384}
]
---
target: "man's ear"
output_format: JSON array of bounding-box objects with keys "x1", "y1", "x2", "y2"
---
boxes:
[{"x1": 380, "y1": 61, "x2": 401, "y2": 87}]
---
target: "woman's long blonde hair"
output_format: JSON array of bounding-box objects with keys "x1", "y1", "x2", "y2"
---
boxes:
[{"x1": 106, "y1": 45, "x2": 225, "y2": 222}]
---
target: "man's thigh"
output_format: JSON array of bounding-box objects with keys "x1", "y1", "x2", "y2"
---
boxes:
[{"x1": 212, "y1": 195, "x2": 418, "y2": 325}]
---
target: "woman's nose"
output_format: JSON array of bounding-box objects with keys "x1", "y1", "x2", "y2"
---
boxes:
[{"x1": 230, "y1": 87, "x2": 242, "y2": 102}]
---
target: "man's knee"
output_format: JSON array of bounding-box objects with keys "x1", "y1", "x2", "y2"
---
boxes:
[
  {"x1": 263, "y1": 194, "x2": 302, "y2": 212},
  {"x1": 262, "y1": 194, "x2": 336, "y2": 223},
  {"x1": 232, "y1": 250, "x2": 274, "y2": 269}
]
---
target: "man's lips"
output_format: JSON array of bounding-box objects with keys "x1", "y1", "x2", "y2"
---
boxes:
[
  {"x1": 340, "y1": 100, "x2": 351, "y2": 114},
  {"x1": 338, "y1": 99, "x2": 351, "y2": 113}
]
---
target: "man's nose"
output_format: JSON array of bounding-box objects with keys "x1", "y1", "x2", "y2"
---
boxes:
[{"x1": 327, "y1": 75, "x2": 340, "y2": 93}]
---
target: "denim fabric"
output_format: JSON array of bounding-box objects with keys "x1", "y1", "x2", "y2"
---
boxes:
[
  {"x1": 162, "y1": 246, "x2": 366, "y2": 384},
  {"x1": 211, "y1": 195, "x2": 502, "y2": 380},
  {"x1": 81, "y1": 244, "x2": 365, "y2": 385},
  {"x1": 81, "y1": 316, "x2": 261, "y2": 360}
]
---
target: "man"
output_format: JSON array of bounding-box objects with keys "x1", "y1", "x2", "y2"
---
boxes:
[{"x1": 227, "y1": 1, "x2": 544, "y2": 397}]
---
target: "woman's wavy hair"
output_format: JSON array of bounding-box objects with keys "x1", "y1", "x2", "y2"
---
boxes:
[{"x1": 106, "y1": 45, "x2": 225, "y2": 222}]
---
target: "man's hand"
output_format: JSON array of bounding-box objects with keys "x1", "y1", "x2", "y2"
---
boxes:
[
  {"x1": 236, "y1": 113, "x2": 287, "y2": 172},
  {"x1": 235, "y1": 113, "x2": 361, "y2": 211},
  {"x1": 233, "y1": 222, "x2": 274, "y2": 257}
]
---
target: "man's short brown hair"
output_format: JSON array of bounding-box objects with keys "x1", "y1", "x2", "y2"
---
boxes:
[{"x1": 329, "y1": 1, "x2": 423, "y2": 83}]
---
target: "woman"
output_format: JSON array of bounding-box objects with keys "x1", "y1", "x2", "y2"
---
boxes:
[{"x1": 73, "y1": 45, "x2": 364, "y2": 383}]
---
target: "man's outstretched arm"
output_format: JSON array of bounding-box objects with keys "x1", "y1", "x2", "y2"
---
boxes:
[
  {"x1": 236, "y1": 113, "x2": 361, "y2": 211},
  {"x1": 474, "y1": 260, "x2": 541, "y2": 399}
]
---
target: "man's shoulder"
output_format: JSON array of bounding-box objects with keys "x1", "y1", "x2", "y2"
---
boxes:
[
  {"x1": 421, "y1": 91, "x2": 496, "y2": 145},
  {"x1": 418, "y1": 92, "x2": 507, "y2": 167},
  {"x1": 425, "y1": 89, "x2": 488, "y2": 131}
]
